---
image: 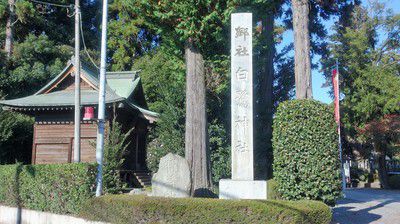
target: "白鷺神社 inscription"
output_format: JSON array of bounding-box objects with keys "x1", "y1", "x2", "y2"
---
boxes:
[
  {"x1": 231, "y1": 15, "x2": 253, "y2": 181},
  {"x1": 219, "y1": 13, "x2": 267, "y2": 200}
]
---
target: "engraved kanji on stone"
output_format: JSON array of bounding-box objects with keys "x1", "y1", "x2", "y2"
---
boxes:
[
  {"x1": 235, "y1": 140, "x2": 248, "y2": 153},
  {"x1": 234, "y1": 116, "x2": 249, "y2": 129},
  {"x1": 235, "y1": 116, "x2": 249, "y2": 137},
  {"x1": 236, "y1": 67, "x2": 248, "y2": 80},
  {"x1": 235, "y1": 26, "x2": 250, "y2": 41},
  {"x1": 235, "y1": 90, "x2": 249, "y2": 108},
  {"x1": 235, "y1": 45, "x2": 249, "y2": 56}
]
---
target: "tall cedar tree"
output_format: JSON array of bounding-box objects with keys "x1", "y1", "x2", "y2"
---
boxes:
[{"x1": 288, "y1": 0, "x2": 350, "y2": 99}]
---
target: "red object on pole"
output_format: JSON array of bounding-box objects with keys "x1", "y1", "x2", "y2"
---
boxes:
[
  {"x1": 83, "y1": 107, "x2": 95, "y2": 120},
  {"x1": 332, "y1": 68, "x2": 340, "y2": 124},
  {"x1": 332, "y1": 64, "x2": 346, "y2": 190}
]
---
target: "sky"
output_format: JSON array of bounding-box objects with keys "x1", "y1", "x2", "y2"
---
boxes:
[{"x1": 277, "y1": 0, "x2": 400, "y2": 104}]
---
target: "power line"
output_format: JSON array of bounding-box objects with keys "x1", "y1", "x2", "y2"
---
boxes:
[
  {"x1": 28, "y1": 0, "x2": 73, "y2": 8},
  {"x1": 79, "y1": 12, "x2": 100, "y2": 69},
  {"x1": 28, "y1": 0, "x2": 99, "y2": 69}
]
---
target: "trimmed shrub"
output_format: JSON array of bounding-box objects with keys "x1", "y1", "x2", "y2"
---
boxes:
[
  {"x1": 267, "y1": 179, "x2": 281, "y2": 200},
  {"x1": 0, "y1": 163, "x2": 96, "y2": 214},
  {"x1": 273, "y1": 100, "x2": 341, "y2": 205},
  {"x1": 388, "y1": 175, "x2": 400, "y2": 189},
  {"x1": 80, "y1": 194, "x2": 332, "y2": 224}
]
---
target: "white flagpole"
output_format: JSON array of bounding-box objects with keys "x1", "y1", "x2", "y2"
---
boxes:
[
  {"x1": 73, "y1": 0, "x2": 81, "y2": 162},
  {"x1": 95, "y1": 0, "x2": 109, "y2": 197}
]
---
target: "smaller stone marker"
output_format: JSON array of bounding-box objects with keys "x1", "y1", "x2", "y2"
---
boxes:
[
  {"x1": 219, "y1": 13, "x2": 267, "y2": 200},
  {"x1": 152, "y1": 153, "x2": 191, "y2": 198}
]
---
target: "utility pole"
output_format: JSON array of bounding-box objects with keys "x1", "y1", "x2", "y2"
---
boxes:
[
  {"x1": 95, "y1": 0, "x2": 109, "y2": 197},
  {"x1": 73, "y1": 0, "x2": 81, "y2": 162}
]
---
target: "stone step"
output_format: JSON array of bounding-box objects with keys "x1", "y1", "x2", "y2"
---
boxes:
[
  {"x1": 139, "y1": 178, "x2": 151, "y2": 183},
  {"x1": 134, "y1": 171, "x2": 151, "y2": 174},
  {"x1": 135, "y1": 174, "x2": 151, "y2": 178},
  {"x1": 134, "y1": 174, "x2": 151, "y2": 178},
  {"x1": 140, "y1": 181, "x2": 151, "y2": 186},
  {"x1": 133, "y1": 171, "x2": 152, "y2": 188}
]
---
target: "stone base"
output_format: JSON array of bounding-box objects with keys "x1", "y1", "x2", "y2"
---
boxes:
[{"x1": 219, "y1": 179, "x2": 267, "y2": 199}]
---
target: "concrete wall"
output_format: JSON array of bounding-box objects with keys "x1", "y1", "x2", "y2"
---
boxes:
[{"x1": 0, "y1": 205, "x2": 106, "y2": 224}]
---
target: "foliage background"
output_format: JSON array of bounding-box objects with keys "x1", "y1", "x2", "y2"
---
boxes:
[{"x1": 0, "y1": 111, "x2": 33, "y2": 164}]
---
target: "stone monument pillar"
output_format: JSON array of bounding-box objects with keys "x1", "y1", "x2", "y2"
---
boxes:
[{"x1": 219, "y1": 13, "x2": 267, "y2": 200}]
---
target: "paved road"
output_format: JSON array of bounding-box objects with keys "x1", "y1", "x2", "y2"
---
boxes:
[{"x1": 332, "y1": 188, "x2": 400, "y2": 224}]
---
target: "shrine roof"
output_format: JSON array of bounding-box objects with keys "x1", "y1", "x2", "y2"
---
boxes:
[{"x1": 0, "y1": 59, "x2": 158, "y2": 122}]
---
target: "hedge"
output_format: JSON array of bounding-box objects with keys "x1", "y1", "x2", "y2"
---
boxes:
[
  {"x1": 267, "y1": 179, "x2": 281, "y2": 200},
  {"x1": 0, "y1": 163, "x2": 96, "y2": 214},
  {"x1": 80, "y1": 194, "x2": 332, "y2": 224},
  {"x1": 273, "y1": 100, "x2": 342, "y2": 205},
  {"x1": 388, "y1": 175, "x2": 400, "y2": 189}
]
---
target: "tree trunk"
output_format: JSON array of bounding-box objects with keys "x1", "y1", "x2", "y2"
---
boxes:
[
  {"x1": 376, "y1": 148, "x2": 389, "y2": 189},
  {"x1": 264, "y1": 13, "x2": 274, "y2": 179},
  {"x1": 184, "y1": 39, "x2": 211, "y2": 196},
  {"x1": 4, "y1": 0, "x2": 15, "y2": 58},
  {"x1": 292, "y1": 0, "x2": 312, "y2": 99},
  {"x1": 254, "y1": 12, "x2": 275, "y2": 180}
]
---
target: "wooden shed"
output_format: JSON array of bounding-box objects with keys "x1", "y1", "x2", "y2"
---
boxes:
[{"x1": 0, "y1": 60, "x2": 157, "y2": 186}]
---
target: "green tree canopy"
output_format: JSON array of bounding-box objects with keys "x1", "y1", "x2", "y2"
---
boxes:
[{"x1": 321, "y1": 2, "x2": 400, "y2": 188}]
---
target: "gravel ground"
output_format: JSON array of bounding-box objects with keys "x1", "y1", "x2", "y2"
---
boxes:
[{"x1": 332, "y1": 188, "x2": 400, "y2": 224}]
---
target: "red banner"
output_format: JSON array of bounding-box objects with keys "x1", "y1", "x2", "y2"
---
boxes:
[{"x1": 332, "y1": 69, "x2": 340, "y2": 124}]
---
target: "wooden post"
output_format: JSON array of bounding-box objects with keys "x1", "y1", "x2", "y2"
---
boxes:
[
  {"x1": 31, "y1": 123, "x2": 37, "y2": 164},
  {"x1": 135, "y1": 132, "x2": 139, "y2": 170}
]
